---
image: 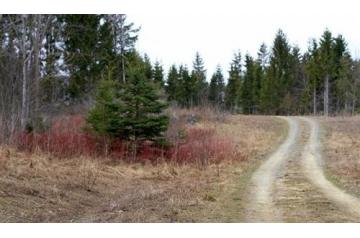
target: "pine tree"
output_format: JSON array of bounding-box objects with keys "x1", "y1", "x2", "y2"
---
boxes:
[
  {"x1": 319, "y1": 29, "x2": 335, "y2": 116},
  {"x1": 305, "y1": 39, "x2": 322, "y2": 115},
  {"x1": 253, "y1": 62, "x2": 263, "y2": 113},
  {"x1": 105, "y1": 14, "x2": 140, "y2": 83},
  {"x1": 153, "y1": 61, "x2": 164, "y2": 88},
  {"x1": 143, "y1": 54, "x2": 153, "y2": 80},
  {"x1": 225, "y1": 51, "x2": 241, "y2": 112},
  {"x1": 258, "y1": 43, "x2": 269, "y2": 69},
  {"x1": 178, "y1": 65, "x2": 195, "y2": 107},
  {"x1": 260, "y1": 29, "x2": 293, "y2": 114},
  {"x1": 87, "y1": 53, "x2": 169, "y2": 149},
  {"x1": 336, "y1": 53, "x2": 353, "y2": 113},
  {"x1": 241, "y1": 54, "x2": 255, "y2": 114},
  {"x1": 166, "y1": 65, "x2": 178, "y2": 102},
  {"x1": 288, "y1": 46, "x2": 304, "y2": 114},
  {"x1": 62, "y1": 15, "x2": 109, "y2": 99},
  {"x1": 209, "y1": 66, "x2": 225, "y2": 106},
  {"x1": 86, "y1": 78, "x2": 120, "y2": 138},
  {"x1": 191, "y1": 52, "x2": 208, "y2": 105},
  {"x1": 333, "y1": 34, "x2": 349, "y2": 112}
]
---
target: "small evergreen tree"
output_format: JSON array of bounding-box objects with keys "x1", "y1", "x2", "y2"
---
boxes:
[
  {"x1": 86, "y1": 78, "x2": 121, "y2": 154},
  {"x1": 117, "y1": 63, "x2": 169, "y2": 142},
  {"x1": 87, "y1": 53, "x2": 169, "y2": 157}
]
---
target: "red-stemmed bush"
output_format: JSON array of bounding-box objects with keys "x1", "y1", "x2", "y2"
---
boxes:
[{"x1": 15, "y1": 115, "x2": 241, "y2": 165}]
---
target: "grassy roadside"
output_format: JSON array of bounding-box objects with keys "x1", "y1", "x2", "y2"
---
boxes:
[{"x1": 319, "y1": 117, "x2": 360, "y2": 198}]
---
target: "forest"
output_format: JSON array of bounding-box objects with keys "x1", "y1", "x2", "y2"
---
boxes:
[{"x1": 0, "y1": 14, "x2": 359, "y2": 146}]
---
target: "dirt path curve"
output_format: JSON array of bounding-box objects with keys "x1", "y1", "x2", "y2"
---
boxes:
[
  {"x1": 300, "y1": 117, "x2": 360, "y2": 219},
  {"x1": 246, "y1": 117, "x2": 299, "y2": 222}
]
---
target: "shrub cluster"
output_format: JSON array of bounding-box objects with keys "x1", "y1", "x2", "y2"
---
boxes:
[{"x1": 16, "y1": 115, "x2": 241, "y2": 165}]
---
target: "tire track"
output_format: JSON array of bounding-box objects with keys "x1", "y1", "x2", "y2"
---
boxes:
[
  {"x1": 300, "y1": 117, "x2": 360, "y2": 219},
  {"x1": 246, "y1": 117, "x2": 299, "y2": 222}
]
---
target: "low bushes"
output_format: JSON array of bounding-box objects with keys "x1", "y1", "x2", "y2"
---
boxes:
[{"x1": 15, "y1": 115, "x2": 241, "y2": 165}]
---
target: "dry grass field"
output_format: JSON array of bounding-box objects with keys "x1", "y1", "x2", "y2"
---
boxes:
[
  {"x1": 320, "y1": 116, "x2": 360, "y2": 197},
  {"x1": 0, "y1": 113, "x2": 286, "y2": 222}
]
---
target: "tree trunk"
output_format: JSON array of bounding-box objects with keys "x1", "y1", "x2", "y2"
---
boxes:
[
  {"x1": 324, "y1": 74, "x2": 329, "y2": 117},
  {"x1": 21, "y1": 55, "x2": 27, "y2": 130},
  {"x1": 20, "y1": 15, "x2": 28, "y2": 130},
  {"x1": 313, "y1": 86, "x2": 317, "y2": 115},
  {"x1": 121, "y1": 55, "x2": 126, "y2": 83},
  {"x1": 33, "y1": 16, "x2": 41, "y2": 116}
]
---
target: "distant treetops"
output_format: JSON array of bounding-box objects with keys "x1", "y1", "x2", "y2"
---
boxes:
[{"x1": 165, "y1": 29, "x2": 359, "y2": 116}]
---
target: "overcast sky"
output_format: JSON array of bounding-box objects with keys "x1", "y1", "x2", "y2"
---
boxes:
[{"x1": 126, "y1": 0, "x2": 360, "y2": 79}]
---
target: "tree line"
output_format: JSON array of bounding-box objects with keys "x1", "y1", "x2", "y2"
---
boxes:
[
  {"x1": 165, "y1": 30, "x2": 360, "y2": 116},
  {"x1": 0, "y1": 14, "x2": 360, "y2": 143}
]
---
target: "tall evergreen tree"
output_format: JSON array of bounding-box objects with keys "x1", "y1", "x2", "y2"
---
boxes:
[
  {"x1": 105, "y1": 14, "x2": 140, "y2": 83},
  {"x1": 319, "y1": 29, "x2": 335, "y2": 116},
  {"x1": 305, "y1": 39, "x2": 322, "y2": 115},
  {"x1": 178, "y1": 65, "x2": 196, "y2": 107},
  {"x1": 260, "y1": 29, "x2": 293, "y2": 114},
  {"x1": 62, "y1": 15, "x2": 109, "y2": 99},
  {"x1": 333, "y1": 34, "x2": 349, "y2": 112},
  {"x1": 225, "y1": 51, "x2": 242, "y2": 112},
  {"x1": 208, "y1": 66, "x2": 225, "y2": 106},
  {"x1": 241, "y1": 54, "x2": 256, "y2": 114},
  {"x1": 191, "y1": 52, "x2": 208, "y2": 106},
  {"x1": 153, "y1": 61, "x2": 164, "y2": 88},
  {"x1": 257, "y1": 43, "x2": 269, "y2": 69},
  {"x1": 166, "y1": 65, "x2": 178, "y2": 102}
]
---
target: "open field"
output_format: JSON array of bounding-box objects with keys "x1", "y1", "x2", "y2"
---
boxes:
[
  {"x1": 320, "y1": 116, "x2": 360, "y2": 198},
  {"x1": 0, "y1": 114, "x2": 286, "y2": 222}
]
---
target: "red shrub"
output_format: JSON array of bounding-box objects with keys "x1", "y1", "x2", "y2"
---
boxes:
[
  {"x1": 16, "y1": 115, "x2": 99, "y2": 158},
  {"x1": 168, "y1": 127, "x2": 238, "y2": 165},
  {"x1": 15, "y1": 115, "x2": 239, "y2": 165}
]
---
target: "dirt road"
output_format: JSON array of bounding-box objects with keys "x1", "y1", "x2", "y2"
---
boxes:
[
  {"x1": 246, "y1": 116, "x2": 360, "y2": 222},
  {"x1": 246, "y1": 117, "x2": 299, "y2": 222}
]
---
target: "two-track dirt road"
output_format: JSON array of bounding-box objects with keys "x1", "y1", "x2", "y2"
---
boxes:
[{"x1": 246, "y1": 116, "x2": 360, "y2": 222}]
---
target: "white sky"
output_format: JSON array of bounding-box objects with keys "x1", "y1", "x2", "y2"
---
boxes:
[
  {"x1": 125, "y1": 0, "x2": 360, "y2": 79},
  {"x1": 5, "y1": 0, "x2": 360, "y2": 79}
]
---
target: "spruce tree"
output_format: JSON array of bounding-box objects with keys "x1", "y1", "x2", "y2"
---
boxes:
[
  {"x1": 143, "y1": 54, "x2": 153, "y2": 80},
  {"x1": 191, "y1": 52, "x2": 208, "y2": 105},
  {"x1": 177, "y1": 65, "x2": 195, "y2": 107},
  {"x1": 225, "y1": 52, "x2": 241, "y2": 112},
  {"x1": 241, "y1": 54, "x2": 255, "y2": 114},
  {"x1": 333, "y1": 34, "x2": 349, "y2": 112},
  {"x1": 305, "y1": 40, "x2": 322, "y2": 115},
  {"x1": 166, "y1": 65, "x2": 178, "y2": 102},
  {"x1": 260, "y1": 29, "x2": 293, "y2": 114},
  {"x1": 319, "y1": 29, "x2": 335, "y2": 116},
  {"x1": 87, "y1": 53, "x2": 169, "y2": 149},
  {"x1": 63, "y1": 14, "x2": 106, "y2": 99},
  {"x1": 336, "y1": 53, "x2": 353, "y2": 113},
  {"x1": 86, "y1": 78, "x2": 120, "y2": 143},
  {"x1": 209, "y1": 66, "x2": 225, "y2": 106},
  {"x1": 153, "y1": 61, "x2": 164, "y2": 88}
]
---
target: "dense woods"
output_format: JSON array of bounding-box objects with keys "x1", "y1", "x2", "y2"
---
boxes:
[{"x1": 0, "y1": 14, "x2": 359, "y2": 144}]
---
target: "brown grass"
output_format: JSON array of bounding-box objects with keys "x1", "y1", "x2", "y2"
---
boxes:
[
  {"x1": 0, "y1": 113, "x2": 286, "y2": 222},
  {"x1": 320, "y1": 116, "x2": 360, "y2": 197}
]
